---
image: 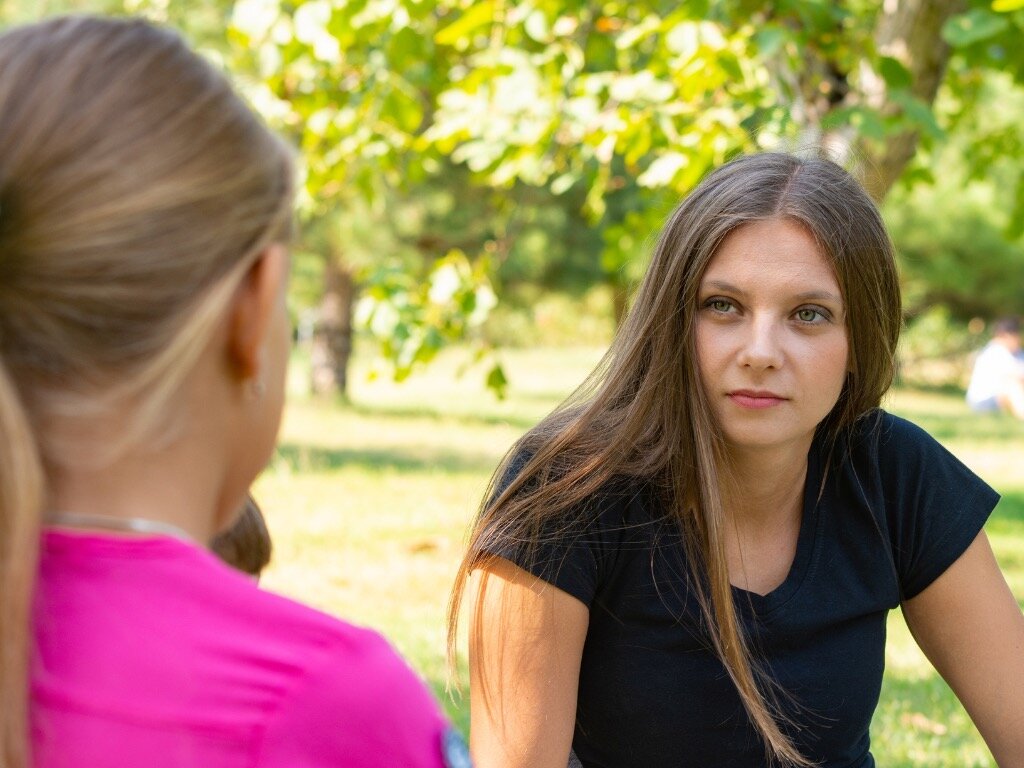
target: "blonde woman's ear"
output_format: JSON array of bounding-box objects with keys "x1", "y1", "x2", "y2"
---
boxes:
[{"x1": 226, "y1": 244, "x2": 289, "y2": 382}]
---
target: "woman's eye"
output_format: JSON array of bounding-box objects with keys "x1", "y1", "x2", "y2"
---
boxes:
[
  {"x1": 708, "y1": 299, "x2": 733, "y2": 312},
  {"x1": 796, "y1": 308, "x2": 826, "y2": 323}
]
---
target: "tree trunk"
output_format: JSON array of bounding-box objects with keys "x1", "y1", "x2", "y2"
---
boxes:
[
  {"x1": 856, "y1": 0, "x2": 966, "y2": 201},
  {"x1": 310, "y1": 257, "x2": 357, "y2": 396},
  {"x1": 609, "y1": 271, "x2": 631, "y2": 328}
]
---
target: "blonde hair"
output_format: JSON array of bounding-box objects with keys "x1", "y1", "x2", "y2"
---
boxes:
[
  {"x1": 449, "y1": 153, "x2": 901, "y2": 766},
  {"x1": 0, "y1": 16, "x2": 294, "y2": 765}
]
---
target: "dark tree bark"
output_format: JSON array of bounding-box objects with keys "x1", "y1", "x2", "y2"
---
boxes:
[
  {"x1": 857, "y1": 0, "x2": 966, "y2": 201},
  {"x1": 310, "y1": 257, "x2": 357, "y2": 396}
]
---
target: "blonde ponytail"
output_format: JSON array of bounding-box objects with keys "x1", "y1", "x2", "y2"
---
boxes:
[{"x1": 0, "y1": 358, "x2": 44, "y2": 768}]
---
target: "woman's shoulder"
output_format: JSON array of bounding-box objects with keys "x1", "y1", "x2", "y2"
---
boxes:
[
  {"x1": 831, "y1": 411, "x2": 1000, "y2": 601},
  {"x1": 33, "y1": 533, "x2": 453, "y2": 767},
  {"x1": 824, "y1": 407, "x2": 998, "y2": 516},
  {"x1": 496, "y1": 447, "x2": 656, "y2": 527},
  {"x1": 254, "y1": 598, "x2": 451, "y2": 767},
  {"x1": 181, "y1": 547, "x2": 453, "y2": 766},
  {"x1": 172, "y1": 545, "x2": 415, "y2": 673},
  {"x1": 841, "y1": 408, "x2": 942, "y2": 465},
  {"x1": 40, "y1": 532, "x2": 418, "y2": 680}
]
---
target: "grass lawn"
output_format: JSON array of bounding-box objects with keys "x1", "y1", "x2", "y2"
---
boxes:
[{"x1": 253, "y1": 345, "x2": 1023, "y2": 767}]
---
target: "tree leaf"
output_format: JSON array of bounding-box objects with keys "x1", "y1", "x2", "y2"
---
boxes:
[
  {"x1": 485, "y1": 362, "x2": 508, "y2": 399},
  {"x1": 892, "y1": 91, "x2": 945, "y2": 140},
  {"x1": 942, "y1": 9, "x2": 1010, "y2": 47},
  {"x1": 754, "y1": 25, "x2": 787, "y2": 59},
  {"x1": 435, "y1": 1, "x2": 494, "y2": 47},
  {"x1": 637, "y1": 151, "x2": 687, "y2": 188},
  {"x1": 822, "y1": 106, "x2": 887, "y2": 141},
  {"x1": 879, "y1": 56, "x2": 913, "y2": 89},
  {"x1": 550, "y1": 172, "x2": 577, "y2": 195}
]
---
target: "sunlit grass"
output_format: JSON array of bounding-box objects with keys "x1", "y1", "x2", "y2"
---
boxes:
[{"x1": 256, "y1": 346, "x2": 1023, "y2": 763}]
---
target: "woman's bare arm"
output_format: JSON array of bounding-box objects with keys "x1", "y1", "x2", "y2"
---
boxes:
[
  {"x1": 902, "y1": 531, "x2": 1024, "y2": 767},
  {"x1": 468, "y1": 558, "x2": 589, "y2": 768}
]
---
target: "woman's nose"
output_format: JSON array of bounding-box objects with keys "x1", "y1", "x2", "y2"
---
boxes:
[{"x1": 737, "y1": 317, "x2": 783, "y2": 370}]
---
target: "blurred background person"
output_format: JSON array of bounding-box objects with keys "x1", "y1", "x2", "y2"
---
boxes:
[{"x1": 966, "y1": 316, "x2": 1024, "y2": 419}]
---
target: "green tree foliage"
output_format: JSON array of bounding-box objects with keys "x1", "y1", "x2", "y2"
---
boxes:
[
  {"x1": 939, "y1": 6, "x2": 1024, "y2": 241},
  {"x1": 888, "y1": 182, "x2": 1024, "y2": 321},
  {"x1": 886, "y1": 72, "x2": 1024, "y2": 324},
  {"x1": 228, "y1": 0, "x2": 510, "y2": 394},
  {"x1": 6, "y1": 0, "x2": 1024, "y2": 393}
]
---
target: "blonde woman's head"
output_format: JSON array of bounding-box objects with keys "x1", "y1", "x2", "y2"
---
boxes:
[
  {"x1": 0, "y1": 15, "x2": 294, "y2": 466},
  {"x1": 0, "y1": 17, "x2": 294, "y2": 765}
]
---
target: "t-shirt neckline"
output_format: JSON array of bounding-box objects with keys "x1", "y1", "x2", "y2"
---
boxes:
[
  {"x1": 730, "y1": 439, "x2": 823, "y2": 618},
  {"x1": 40, "y1": 527, "x2": 205, "y2": 560}
]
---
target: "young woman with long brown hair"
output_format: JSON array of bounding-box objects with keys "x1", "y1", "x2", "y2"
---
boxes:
[
  {"x1": 449, "y1": 152, "x2": 1024, "y2": 767},
  {"x1": 0, "y1": 16, "x2": 464, "y2": 768}
]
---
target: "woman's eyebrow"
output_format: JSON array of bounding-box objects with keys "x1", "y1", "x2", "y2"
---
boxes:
[
  {"x1": 793, "y1": 290, "x2": 843, "y2": 304},
  {"x1": 700, "y1": 279, "x2": 744, "y2": 295},
  {"x1": 699, "y1": 281, "x2": 843, "y2": 305}
]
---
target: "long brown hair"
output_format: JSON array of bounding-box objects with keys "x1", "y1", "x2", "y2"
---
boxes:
[
  {"x1": 448, "y1": 152, "x2": 901, "y2": 766},
  {"x1": 0, "y1": 16, "x2": 293, "y2": 766}
]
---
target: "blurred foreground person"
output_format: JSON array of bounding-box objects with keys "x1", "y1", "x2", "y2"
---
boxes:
[
  {"x1": 451, "y1": 153, "x2": 1024, "y2": 767},
  {"x1": 0, "y1": 16, "x2": 464, "y2": 768},
  {"x1": 966, "y1": 316, "x2": 1024, "y2": 419}
]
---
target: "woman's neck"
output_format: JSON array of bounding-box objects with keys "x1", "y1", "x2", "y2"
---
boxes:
[
  {"x1": 45, "y1": 418, "x2": 235, "y2": 544},
  {"x1": 719, "y1": 441, "x2": 813, "y2": 595},
  {"x1": 720, "y1": 440, "x2": 812, "y2": 529},
  {"x1": 48, "y1": 460, "x2": 222, "y2": 544},
  {"x1": 44, "y1": 336, "x2": 252, "y2": 544}
]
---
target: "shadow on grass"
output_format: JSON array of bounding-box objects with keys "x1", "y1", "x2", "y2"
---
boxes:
[
  {"x1": 895, "y1": 381, "x2": 967, "y2": 398},
  {"x1": 274, "y1": 442, "x2": 501, "y2": 475},
  {"x1": 348, "y1": 401, "x2": 542, "y2": 431},
  {"x1": 890, "y1": 411, "x2": 1024, "y2": 442}
]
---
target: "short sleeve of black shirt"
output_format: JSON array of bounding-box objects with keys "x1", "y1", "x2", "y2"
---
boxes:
[
  {"x1": 843, "y1": 411, "x2": 1000, "y2": 600},
  {"x1": 485, "y1": 458, "x2": 642, "y2": 608}
]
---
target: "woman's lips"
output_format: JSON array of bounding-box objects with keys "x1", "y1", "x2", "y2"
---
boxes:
[{"x1": 727, "y1": 390, "x2": 787, "y2": 409}]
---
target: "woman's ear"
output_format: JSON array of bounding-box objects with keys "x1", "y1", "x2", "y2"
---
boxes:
[{"x1": 226, "y1": 244, "x2": 289, "y2": 381}]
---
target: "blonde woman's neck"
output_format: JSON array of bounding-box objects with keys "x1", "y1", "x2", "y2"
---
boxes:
[{"x1": 44, "y1": 338, "x2": 244, "y2": 545}]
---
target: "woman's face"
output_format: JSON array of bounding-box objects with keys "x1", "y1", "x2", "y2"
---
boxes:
[{"x1": 695, "y1": 217, "x2": 849, "y2": 458}]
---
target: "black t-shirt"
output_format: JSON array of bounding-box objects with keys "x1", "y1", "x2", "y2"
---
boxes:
[{"x1": 494, "y1": 411, "x2": 999, "y2": 768}]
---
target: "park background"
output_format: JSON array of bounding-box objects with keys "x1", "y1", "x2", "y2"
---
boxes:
[{"x1": 6, "y1": 0, "x2": 1024, "y2": 765}]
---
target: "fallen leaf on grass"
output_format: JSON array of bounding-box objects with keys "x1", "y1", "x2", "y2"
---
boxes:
[
  {"x1": 409, "y1": 538, "x2": 441, "y2": 554},
  {"x1": 901, "y1": 712, "x2": 948, "y2": 735}
]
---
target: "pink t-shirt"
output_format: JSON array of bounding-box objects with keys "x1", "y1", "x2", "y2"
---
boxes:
[{"x1": 31, "y1": 530, "x2": 465, "y2": 767}]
